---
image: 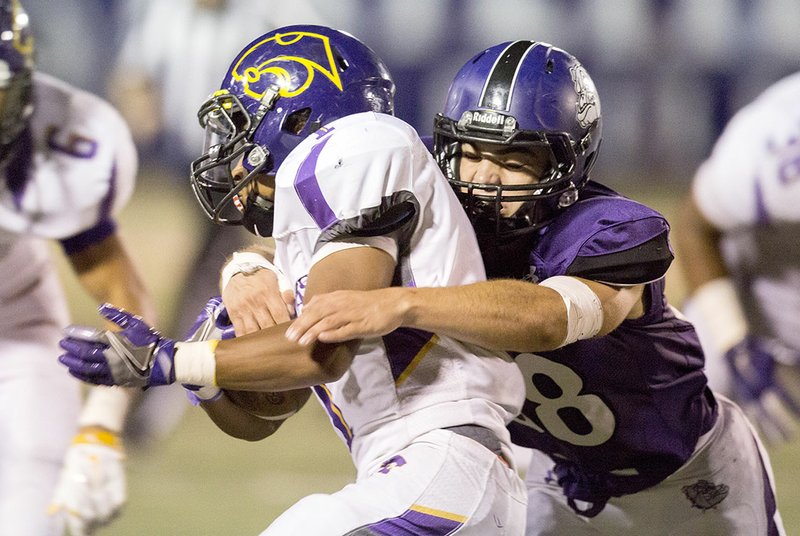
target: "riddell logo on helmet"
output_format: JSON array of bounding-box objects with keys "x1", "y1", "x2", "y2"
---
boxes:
[
  {"x1": 230, "y1": 31, "x2": 344, "y2": 102},
  {"x1": 458, "y1": 111, "x2": 517, "y2": 134}
]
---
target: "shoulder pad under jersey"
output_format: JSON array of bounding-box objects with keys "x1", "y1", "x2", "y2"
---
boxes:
[{"x1": 534, "y1": 184, "x2": 673, "y2": 285}]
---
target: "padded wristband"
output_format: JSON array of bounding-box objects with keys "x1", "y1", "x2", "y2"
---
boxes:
[
  {"x1": 174, "y1": 340, "x2": 219, "y2": 386},
  {"x1": 77, "y1": 386, "x2": 131, "y2": 434},
  {"x1": 539, "y1": 276, "x2": 603, "y2": 346},
  {"x1": 220, "y1": 251, "x2": 290, "y2": 292}
]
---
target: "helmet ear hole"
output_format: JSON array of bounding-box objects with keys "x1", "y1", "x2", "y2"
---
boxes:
[
  {"x1": 283, "y1": 107, "x2": 311, "y2": 135},
  {"x1": 331, "y1": 46, "x2": 349, "y2": 72}
]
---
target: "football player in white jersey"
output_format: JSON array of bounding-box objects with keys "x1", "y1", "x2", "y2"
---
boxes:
[
  {"x1": 0, "y1": 1, "x2": 156, "y2": 534},
  {"x1": 57, "y1": 26, "x2": 527, "y2": 535},
  {"x1": 674, "y1": 72, "x2": 800, "y2": 444}
]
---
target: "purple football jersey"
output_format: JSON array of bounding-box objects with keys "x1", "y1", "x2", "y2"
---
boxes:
[{"x1": 508, "y1": 181, "x2": 718, "y2": 500}]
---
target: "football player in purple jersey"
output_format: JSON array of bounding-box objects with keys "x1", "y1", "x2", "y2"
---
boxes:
[
  {"x1": 673, "y1": 72, "x2": 800, "y2": 446},
  {"x1": 274, "y1": 41, "x2": 787, "y2": 535},
  {"x1": 0, "y1": 1, "x2": 156, "y2": 534}
]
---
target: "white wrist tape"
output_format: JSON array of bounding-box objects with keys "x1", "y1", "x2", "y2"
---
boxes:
[
  {"x1": 681, "y1": 277, "x2": 748, "y2": 355},
  {"x1": 77, "y1": 386, "x2": 131, "y2": 433},
  {"x1": 220, "y1": 251, "x2": 292, "y2": 293},
  {"x1": 539, "y1": 276, "x2": 603, "y2": 347},
  {"x1": 174, "y1": 340, "x2": 219, "y2": 386}
]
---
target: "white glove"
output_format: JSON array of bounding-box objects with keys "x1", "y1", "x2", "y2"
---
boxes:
[{"x1": 49, "y1": 429, "x2": 126, "y2": 535}]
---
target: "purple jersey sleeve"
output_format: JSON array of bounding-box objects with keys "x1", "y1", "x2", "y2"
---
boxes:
[
  {"x1": 532, "y1": 182, "x2": 673, "y2": 285},
  {"x1": 58, "y1": 219, "x2": 116, "y2": 255}
]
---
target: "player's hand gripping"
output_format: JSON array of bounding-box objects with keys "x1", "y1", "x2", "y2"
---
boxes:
[
  {"x1": 285, "y1": 287, "x2": 405, "y2": 345},
  {"x1": 222, "y1": 259, "x2": 294, "y2": 337},
  {"x1": 725, "y1": 335, "x2": 800, "y2": 443},
  {"x1": 58, "y1": 304, "x2": 177, "y2": 388},
  {"x1": 49, "y1": 427, "x2": 125, "y2": 535},
  {"x1": 185, "y1": 295, "x2": 236, "y2": 343}
]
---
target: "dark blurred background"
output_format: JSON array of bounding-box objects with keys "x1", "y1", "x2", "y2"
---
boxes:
[{"x1": 25, "y1": 0, "x2": 800, "y2": 188}]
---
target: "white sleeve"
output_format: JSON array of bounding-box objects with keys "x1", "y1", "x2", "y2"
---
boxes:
[
  {"x1": 0, "y1": 76, "x2": 139, "y2": 241},
  {"x1": 693, "y1": 74, "x2": 800, "y2": 229},
  {"x1": 691, "y1": 109, "x2": 764, "y2": 230}
]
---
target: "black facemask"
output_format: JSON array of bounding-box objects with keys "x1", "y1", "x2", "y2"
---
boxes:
[
  {"x1": 240, "y1": 194, "x2": 275, "y2": 237},
  {"x1": 474, "y1": 226, "x2": 537, "y2": 280}
]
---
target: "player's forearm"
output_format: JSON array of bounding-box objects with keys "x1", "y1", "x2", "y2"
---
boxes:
[
  {"x1": 672, "y1": 196, "x2": 729, "y2": 295},
  {"x1": 78, "y1": 385, "x2": 139, "y2": 434},
  {"x1": 183, "y1": 321, "x2": 358, "y2": 391},
  {"x1": 69, "y1": 233, "x2": 157, "y2": 323},
  {"x1": 398, "y1": 280, "x2": 568, "y2": 352}
]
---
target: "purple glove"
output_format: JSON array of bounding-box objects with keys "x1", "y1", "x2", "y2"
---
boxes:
[
  {"x1": 58, "y1": 304, "x2": 176, "y2": 388},
  {"x1": 182, "y1": 296, "x2": 235, "y2": 403},
  {"x1": 725, "y1": 336, "x2": 800, "y2": 442},
  {"x1": 184, "y1": 296, "x2": 235, "y2": 341}
]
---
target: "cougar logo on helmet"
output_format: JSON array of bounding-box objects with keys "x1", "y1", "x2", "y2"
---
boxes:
[
  {"x1": 570, "y1": 64, "x2": 599, "y2": 129},
  {"x1": 231, "y1": 31, "x2": 344, "y2": 102},
  {"x1": 190, "y1": 25, "x2": 395, "y2": 236}
]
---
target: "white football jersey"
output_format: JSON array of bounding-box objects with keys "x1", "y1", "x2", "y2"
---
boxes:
[
  {"x1": 0, "y1": 72, "x2": 136, "y2": 328},
  {"x1": 692, "y1": 71, "x2": 800, "y2": 229},
  {"x1": 0, "y1": 72, "x2": 136, "y2": 242},
  {"x1": 692, "y1": 72, "x2": 800, "y2": 351},
  {"x1": 272, "y1": 112, "x2": 524, "y2": 474}
]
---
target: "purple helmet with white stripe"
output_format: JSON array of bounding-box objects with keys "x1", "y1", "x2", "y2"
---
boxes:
[
  {"x1": 0, "y1": 0, "x2": 34, "y2": 165},
  {"x1": 434, "y1": 41, "x2": 602, "y2": 235},
  {"x1": 190, "y1": 25, "x2": 395, "y2": 236}
]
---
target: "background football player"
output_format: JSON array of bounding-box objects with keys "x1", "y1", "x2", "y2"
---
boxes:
[
  {"x1": 674, "y1": 70, "x2": 800, "y2": 445},
  {"x1": 0, "y1": 1, "x2": 156, "y2": 535}
]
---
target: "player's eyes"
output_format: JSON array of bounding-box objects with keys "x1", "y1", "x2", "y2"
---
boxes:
[
  {"x1": 462, "y1": 151, "x2": 481, "y2": 161},
  {"x1": 503, "y1": 161, "x2": 526, "y2": 171}
]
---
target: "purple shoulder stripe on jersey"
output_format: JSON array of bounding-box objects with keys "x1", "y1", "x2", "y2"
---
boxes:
[
  {"x1": 381, "y1": 328, "x2": 437, "y2": 383},
  {"x1": 754, "y1": 179, "x2": 770, "y2": 225},
  {"x1": 58, "y1": 219, "x2": 116, "y2": 255},
  {"x1": 362, "y1": 507, "x2": 464, "y2": 535},
  {"x1": 294, "y1": 135, "x2": 337, "y2": 229},
  {"x1": 312, "y1": 384, "x2": 353, "y2": 450}
]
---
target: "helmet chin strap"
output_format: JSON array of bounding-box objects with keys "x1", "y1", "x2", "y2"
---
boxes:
[{"x1": 240, "y1": 194, "x2": 275, "y2": 237}]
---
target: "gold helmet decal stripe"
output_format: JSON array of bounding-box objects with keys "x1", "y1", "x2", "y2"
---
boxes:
[{"x1": 231, "y1": 31, "x2": 343, "y2": 102}]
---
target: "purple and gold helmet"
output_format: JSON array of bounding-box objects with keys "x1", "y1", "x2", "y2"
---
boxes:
[
  {"x1": 190, "y1": 25, "x2": 395, "y2": 236},
  {"x1": 434, "y1": 41, "x2": 602, "y2": 236},
  {"x1": 0, "y1": 0, "x2": 34, "y2": 164}
]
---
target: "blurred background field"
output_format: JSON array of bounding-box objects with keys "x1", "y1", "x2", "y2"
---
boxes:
[{"x1": 51, "y1": 173, "x2": 800, "y2": 536}]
